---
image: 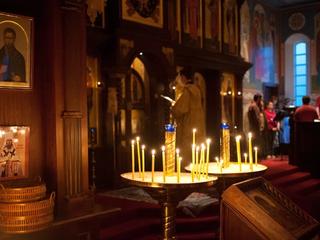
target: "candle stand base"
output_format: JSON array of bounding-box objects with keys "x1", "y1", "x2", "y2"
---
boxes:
[{"x1": 121, "y1": 172, "x2": 217, "y2": 240}]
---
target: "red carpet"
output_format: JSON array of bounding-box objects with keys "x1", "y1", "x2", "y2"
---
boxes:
[{"x1": 96, "y1": 156, "x2": 320, "y2": 239}]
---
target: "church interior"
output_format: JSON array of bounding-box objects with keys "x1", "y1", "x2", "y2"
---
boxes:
[{"x1": 0, "y1": 0, "x2": 320, "y2": 239}]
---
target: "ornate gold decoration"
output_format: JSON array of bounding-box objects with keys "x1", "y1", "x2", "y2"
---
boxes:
[{"x1": 289, "y1": 13, "x2": 305, "y2": 31}]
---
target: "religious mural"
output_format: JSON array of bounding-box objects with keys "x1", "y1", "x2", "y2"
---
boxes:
[
  {"x1": 221, "y1": 73, "x2": 235, "y2": 125},
  {"x1": 240, "y1": 0, "x2": 279, "y2": 133},
  {"x1": 223, "y1": 0, "x2": 238, "y2": 55},
  {"x1": 241, "y1": 0, "x2": 278, "y2": 90},
  {"x1": 121, "y1": 0, "x2": 163, "y2": 28},
  {"x1": 204, "y1": 0, "x2": 221, "y2": 52},
  {"x1": 240, "y1": 1, "x2": 250, "y2": 62},
  {"x1": 182, "y1": 0, "x2": 202, "y2": 48},
  {"x1": 86, "y1": 0, "x2": 104, "y2": 27}
]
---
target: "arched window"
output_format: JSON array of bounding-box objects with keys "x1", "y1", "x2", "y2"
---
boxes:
[
  {"x1": 294, "y1": 42, "x2": 307, "y2": 106},
  {"x1": 285, "y1": 34, "x2": 310, "y2": 106}
]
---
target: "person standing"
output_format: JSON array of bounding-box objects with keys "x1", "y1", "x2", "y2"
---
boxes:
[
  {"x1": 315, "y1": 96, "x2": 320, "y2": 119},
  {"x1": 294, "y1": 96, "x2": 318, "y2": 122},
  {"x1": 171, "y1": 67, "x2": 205, "y2": 168},
  {"x1": 264, "y1": 101, "x2": 279, "y2": 158},
  {"x1": 247, "y1": 93, "x2": 265, "y2": 157},
  {"x1": 0, "y1": 27, "x2": 26, "y2": 82}
]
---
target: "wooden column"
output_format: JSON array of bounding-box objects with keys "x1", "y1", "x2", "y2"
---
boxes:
[
  {"x1": 42, "y1": 0, "x2": 93, "y2": 217},
  {"x1": 59, "y1": 0, "x2": 93, "y2": 216}
]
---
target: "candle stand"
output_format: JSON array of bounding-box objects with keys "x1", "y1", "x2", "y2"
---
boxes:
[
  {"x1": 185, "y1": 162, "x2": 267, "y2": 196},
  {"x1": 121, "y1": 172, "x2": 217, "y2": 240}
]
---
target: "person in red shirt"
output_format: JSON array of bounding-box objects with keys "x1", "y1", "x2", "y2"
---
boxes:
[
  {"x1": 294, "y1": 96, "x2": 318, "y2": 122},
  {"x1": 315, "y1": 96, "x2": 320, "y2": 118},
  {"x1": 264, "y1": 101, "x2": 279, "y2": 158}
]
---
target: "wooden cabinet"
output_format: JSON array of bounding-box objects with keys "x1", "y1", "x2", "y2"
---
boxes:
[{"x1": 221, "y1": 177, "x2": 319, "y2": 240}]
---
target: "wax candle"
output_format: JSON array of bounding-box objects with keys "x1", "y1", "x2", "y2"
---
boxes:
[
  {"x1": 177, "y1": 157, "x2": 181, "y2": 183},
  {"x1": 200, "y1": 144, "x2": 205, "y2": 178},
  {"x1": 192, "y1": 144, "x2": 195, "y2": 182},
  {"x1": 161, "y1": 146, "x2": 166, "y2": 182},
  {"x1": 196, "y1": 146, "x2": 200, "y2": 179},
  {"x1": 248, "y1": 133, "x2": 253, "y2": 171},
  {"x1": 220, "y1": 159, "x2": 223, "y2": 173},
  {"x1": 235, "y1": 135, "x2": 242, "y2": 172},
  {"x1": 244, "y1": 153, "x2": 248, "y2": 164},
  {"x1": 192, "y1": 128, "x2": 197, "y2": 145},
  {"x1": 206, "y1": 139, "x2": 211, "y2": 178},
  {"x1": 254, "y1": 146, "x2": 258, "y2": 166},
  {"x1": 141, "y1": 145, "x2": 145, "y2": 181},
  {"x1": 151, "y1": 149, "x2": 155, "y2": 183},
  {"x1": 131, "y1": 140, "x2": 135, "y2": 179},
  {"x1": 176, "y1": 148, "x2": 180, "y2": 167},
  {"x1": 136, "y1": 137, "x2": 141, "y2": 177}
]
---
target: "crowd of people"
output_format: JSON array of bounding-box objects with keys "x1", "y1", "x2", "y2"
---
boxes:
[
  {"x1": 247, "y1": 94, "x2": 320, "y2": 159},
  {"x1": 169, "y1": 66, "x2": 320, "y2": 163}
]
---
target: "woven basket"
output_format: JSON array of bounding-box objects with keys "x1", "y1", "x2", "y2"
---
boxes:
[
  {"x1": 0, "y1": 192, "x2": 55, "y2": 217},
  {"x1": 0, "y1": 178, "x2": 46, "y2": 203},
  {"x1": 0, "y1": 192, "x2": 55, "y2": 234}
]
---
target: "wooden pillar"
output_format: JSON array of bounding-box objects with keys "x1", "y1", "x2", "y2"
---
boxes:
[
  {"x1": 59, "y1": 0, "x2": 93, "y2": 216},
  {"x1": 43, "y1": 0, "x2": 93, "y2": 217}
]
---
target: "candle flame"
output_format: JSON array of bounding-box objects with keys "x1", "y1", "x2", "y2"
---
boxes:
[
  {"x1": 236, "y1": 135, "x2": 241, "y2": 141},
  {"x1": 161, "y1": 146, "x2": 165, "y2": 151},
  {"x1": 248, "y1": 132, "x2": 252, "y2": 138},
  {"x1": 206, "y1": 138, "x2": 211, "y2": 144},
  {"x1": 254, "y1": 146, "x2": 258, "y2": 151},
  {"x1": 196, "y1": 146, "x2": 200, "y2": 151},
  {"x1": 131, "y1": 139, "x2": 135, "y2": 144},
  {"x1": 142, "y1": 145, "x2": 145, "y2": 149},
  {"x1": 151, "y1": 149, "x2": 156, "y2": 155},
  {"x1": 136, "y1": 136, "x2": 140, "y2": 141},
  {"x1": 176, "y1": 148, "x2": 180, "y2": 154},
  {"x1": 193, "y1": 128, "x2": 197, "y2": 133},
  {"x1": 244, "y1": 153, "x2": 247, "y2": 157},
  {"x1": 201, "y1": 143, "x2": 205, "y2": 150}
]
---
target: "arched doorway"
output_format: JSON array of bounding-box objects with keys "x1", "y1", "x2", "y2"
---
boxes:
[{"x1": 116, "y1": 53, "x2": 172, "y2": 176}]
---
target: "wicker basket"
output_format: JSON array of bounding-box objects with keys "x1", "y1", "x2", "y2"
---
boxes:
[
  {"x1": 0, "y1": 192, "x2": 55, "y2": 234},
  {"x1": 0, "y1": 178, "x2": 46, "y2": 203}
]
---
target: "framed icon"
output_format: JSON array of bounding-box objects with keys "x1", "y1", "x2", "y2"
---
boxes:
[
  {"x1": 0, "y1": 12, "x2": 33, "y2": 89},
  {"x1": 0, "y1": 126, "x2": 30, "y2": 180}
]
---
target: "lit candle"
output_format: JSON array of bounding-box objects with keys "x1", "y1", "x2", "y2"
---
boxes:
[
  {"x1": 192, "y1": 144, "x2": 195, "y2": 182},
  {"x1": 196, "y1": 146, "x2": 200, "y2": 179},
  {"x1": 177, "y1": 157, "x2": 181, "y2": 183},
  {"x1": 142, "y1": 145, "x2": 145, "y2": 181},
  {"x1": 248, "y1": 133, "x2": 253, "y2": 171},
  {"x1": 235, "y1": 135, "x2": 242, "y2": 172},
  {"x1": 220, "y1": 159, "x2": 223, "y2": 173},
  {"x1": 244, "y1": 153, "x2": 248, "y2": 164},
  {"x1": 161, "y1": 146, "x2": 166, "y2": 183},
  {"x1": 192, "y1": 128, "x2": 197, "y2": 145},
  {"x1": 131, "y1": 140, "x2": 135, "y2": 179},
  {"x1": 206, "y1": 139, "x2": 211, "y2": 178},
  {"x1": 151, "y1": 149, "x2": 156, "y2": 183},
  {"x1": 200, "y1": 144, "x2": 205, "y2": 178},
  {"x1": 136, "y1": 137, "x2": 141, "y2": 177},
  {"x1": 254, "y1": 146, "x2": 258, "y2": 166},
  {"x1": 176, "y1": 148, "x2": 180, "y2": 167}
]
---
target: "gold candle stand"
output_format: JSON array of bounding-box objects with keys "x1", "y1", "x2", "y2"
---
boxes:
[{"x1": 121, "y1": 172, "x2": 217, "y2": 240}]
